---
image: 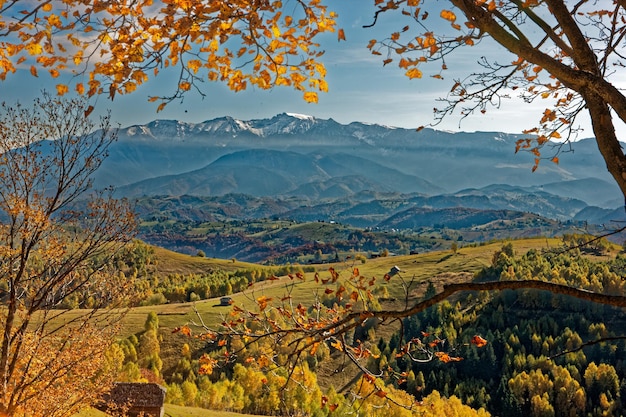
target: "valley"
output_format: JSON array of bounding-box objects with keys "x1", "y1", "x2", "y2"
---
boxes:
[{"x1": 33, "y1": 113, "x2": 626, "y2": 416}]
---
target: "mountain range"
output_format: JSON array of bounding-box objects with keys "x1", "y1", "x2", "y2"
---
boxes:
[{"x1": 94, "y1": 112, "x2": 625, "y2": 228}]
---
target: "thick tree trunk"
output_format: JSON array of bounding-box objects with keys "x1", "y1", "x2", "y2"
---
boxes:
[{"x1": 584, "y1": 91, "x2": 626, "y2": 202}]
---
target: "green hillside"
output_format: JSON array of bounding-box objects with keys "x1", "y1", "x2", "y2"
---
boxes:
[
  {"x1": 69, "y1": 236, "x2": 626, "y2": 417},
  {"x1": 120, "y1": 238, "x2": 561, "y2": 336}
]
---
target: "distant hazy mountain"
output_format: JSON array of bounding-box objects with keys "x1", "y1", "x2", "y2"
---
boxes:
[
  {"x1": 98, "y1": 113, "x2": 615, "y2": 198},
  {"x1": 90, "y1": 113, "x2": 626, "y2": 229}
]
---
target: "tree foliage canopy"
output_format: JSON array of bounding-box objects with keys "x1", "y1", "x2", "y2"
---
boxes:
[
  {"x1": 0, "y1": 0, "x2": 336, "y2": 106},
  {"x1": 0, "y1": 94, "x2": 135, "y2": 416}
]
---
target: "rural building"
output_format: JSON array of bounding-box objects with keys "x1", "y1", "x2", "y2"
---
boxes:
[
  {"x1": 97, "y1": 382, "x2": 166, "y2": 417},
  {"x1": 220, "y1": 296, "x2": 233, "y2": 306}
]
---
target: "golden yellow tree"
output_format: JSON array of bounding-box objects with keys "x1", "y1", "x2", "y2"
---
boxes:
[
  {"x1": 0, "y1": 93, "x2": 135, "y2": 416},
  {"x1": 0, "y1": 0, "x2": 337, "y2": 106}
]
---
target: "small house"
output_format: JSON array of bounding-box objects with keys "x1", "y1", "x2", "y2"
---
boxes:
[
  {"x1": 98, "y1": 382, "x2": 166, "y2": 417},
  {"x1": 220, "y1": 296, "x2": 233, "y2": 306}
]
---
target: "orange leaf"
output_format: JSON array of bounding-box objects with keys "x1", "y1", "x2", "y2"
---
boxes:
[
  {"x1": 172, "y1": 325, "x2": 192, "y2": 336},
  {"x1": 440, "y1": 10, "x2": 456, "y2": 22},
  {"x1": 428, "y1": 338, "x2": 442, "y2": 347},
  {"x1": 56, "y1": 84, "x2": 69, "y2": 96},
  {"x1": 471, "y1": 335, "x2": 488, "y2": 347},
  {"x1": 218, "y1": 339, "x2": 227, "y2": 347},
  {"x1": 338, "y1": 28, "x2": 346, "y2": 41},
  {"x1": 84, "y1": 105, "x2": 94, "y2": 117},
  {"x1": 257, "y1": 295, "x2": 272, "y2": 311},
  {"x1": 375, "y1": 389, "x2": 388, "y2": 398},
  {"x1": 30, "y1": 66, "x2": 38, "y2": 77}
]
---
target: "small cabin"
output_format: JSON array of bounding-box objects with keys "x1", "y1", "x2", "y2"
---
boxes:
[
  {"x1": 98, "y1": 382, "x2": 166, "y2": 417},
  {"x1": 220, "y1": 296, "x2": 233, "y2": 306}
]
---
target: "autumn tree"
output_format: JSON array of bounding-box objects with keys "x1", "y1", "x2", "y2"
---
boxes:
[
  {"x1": 0, "y1": 0, "x2": 336, "y2": 106},
  {"x1": 0, "y1": 94, "x2": 135, "y2": 417}
]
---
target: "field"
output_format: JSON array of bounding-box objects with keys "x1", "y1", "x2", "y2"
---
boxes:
[
  {"x1": 77, "y1": 404, "x2": 258, "y2": 417},
  {"x1": 71, "y1": 236, "x2": 616, "y2": 416},
  {"x1": 117, "y1": 238, "x2": 563, "y2": 336}
]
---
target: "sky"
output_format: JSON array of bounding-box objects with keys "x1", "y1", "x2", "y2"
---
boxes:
[{"x1": 0, "y1": 1, "x2": 616, "y2": 138}]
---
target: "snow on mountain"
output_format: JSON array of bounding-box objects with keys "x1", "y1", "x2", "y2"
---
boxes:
[
  {"x1": 285, "y1": 112, "x2": 315, "y2": 120},
  {"x1": 121, "y1": 113, "x2": 328, "y2": 140}
]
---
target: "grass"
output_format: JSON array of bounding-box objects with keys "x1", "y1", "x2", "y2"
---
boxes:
[
  {"x1": 76, "y1": 405, "x2": 259, "y2": 417},
  {"x1": 150, "y1": 246, "x2": 259, "y2": 276},
  {"x1": 80, "y1": 237, "x2": 562, "y2": 339},
  {"x1": 164, "y1": 404, "x2": 259, "y2": 417}
]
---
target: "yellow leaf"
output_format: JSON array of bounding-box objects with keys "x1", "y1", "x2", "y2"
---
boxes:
[
  {"x1": 406, "y1": 68, "x2": 422, "y2": 79},
  {"x1": 26, "y1": 43, "x2": 43, "y2": 56},
  {"x1": 56, "y1": 84, "x2": 69, "y2": 96},
  {"x1": 303, "y1": 91, "x2": 318, "y2": 103},
  {"x1": 188, "y1": 59, "x2": 202, "y2": 73},
  {"x1": 73, "y1": 51, "x2": 83, "y2": 66},
  {"x1": 42, "y1": 3, "x2": 53, "y2": 12},
  {"x1": 330, "y1": 339, "x2": 343, "y2": 351}
]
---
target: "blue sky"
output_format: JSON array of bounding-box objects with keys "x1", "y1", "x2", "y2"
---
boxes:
[{"x1": 0, "y1": 1, "x2": 612, "y2": 138}]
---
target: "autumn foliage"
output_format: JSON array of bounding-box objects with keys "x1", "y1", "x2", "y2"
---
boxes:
[
  {"x1": 0, "y1": 95, "x2": 135, "y2": 416},
  {"x1": 0, "y1": 0, "x2": 337, "y2": 107}
]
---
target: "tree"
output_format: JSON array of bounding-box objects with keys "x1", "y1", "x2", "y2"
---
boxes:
[
  {"x1": 0, "y1": 94, "x2": 135, "y2": 416},
  {"x1": 0, "y1": 0, "x2": 336, "y2": 107},
  {"x1": 366, "y1": 0, "x2": 626, "y2": 196}
]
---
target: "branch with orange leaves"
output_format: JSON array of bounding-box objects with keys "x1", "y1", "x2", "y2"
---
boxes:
[{"x1": 176, "y1": 267, "x2": 626, "y2": 379}]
